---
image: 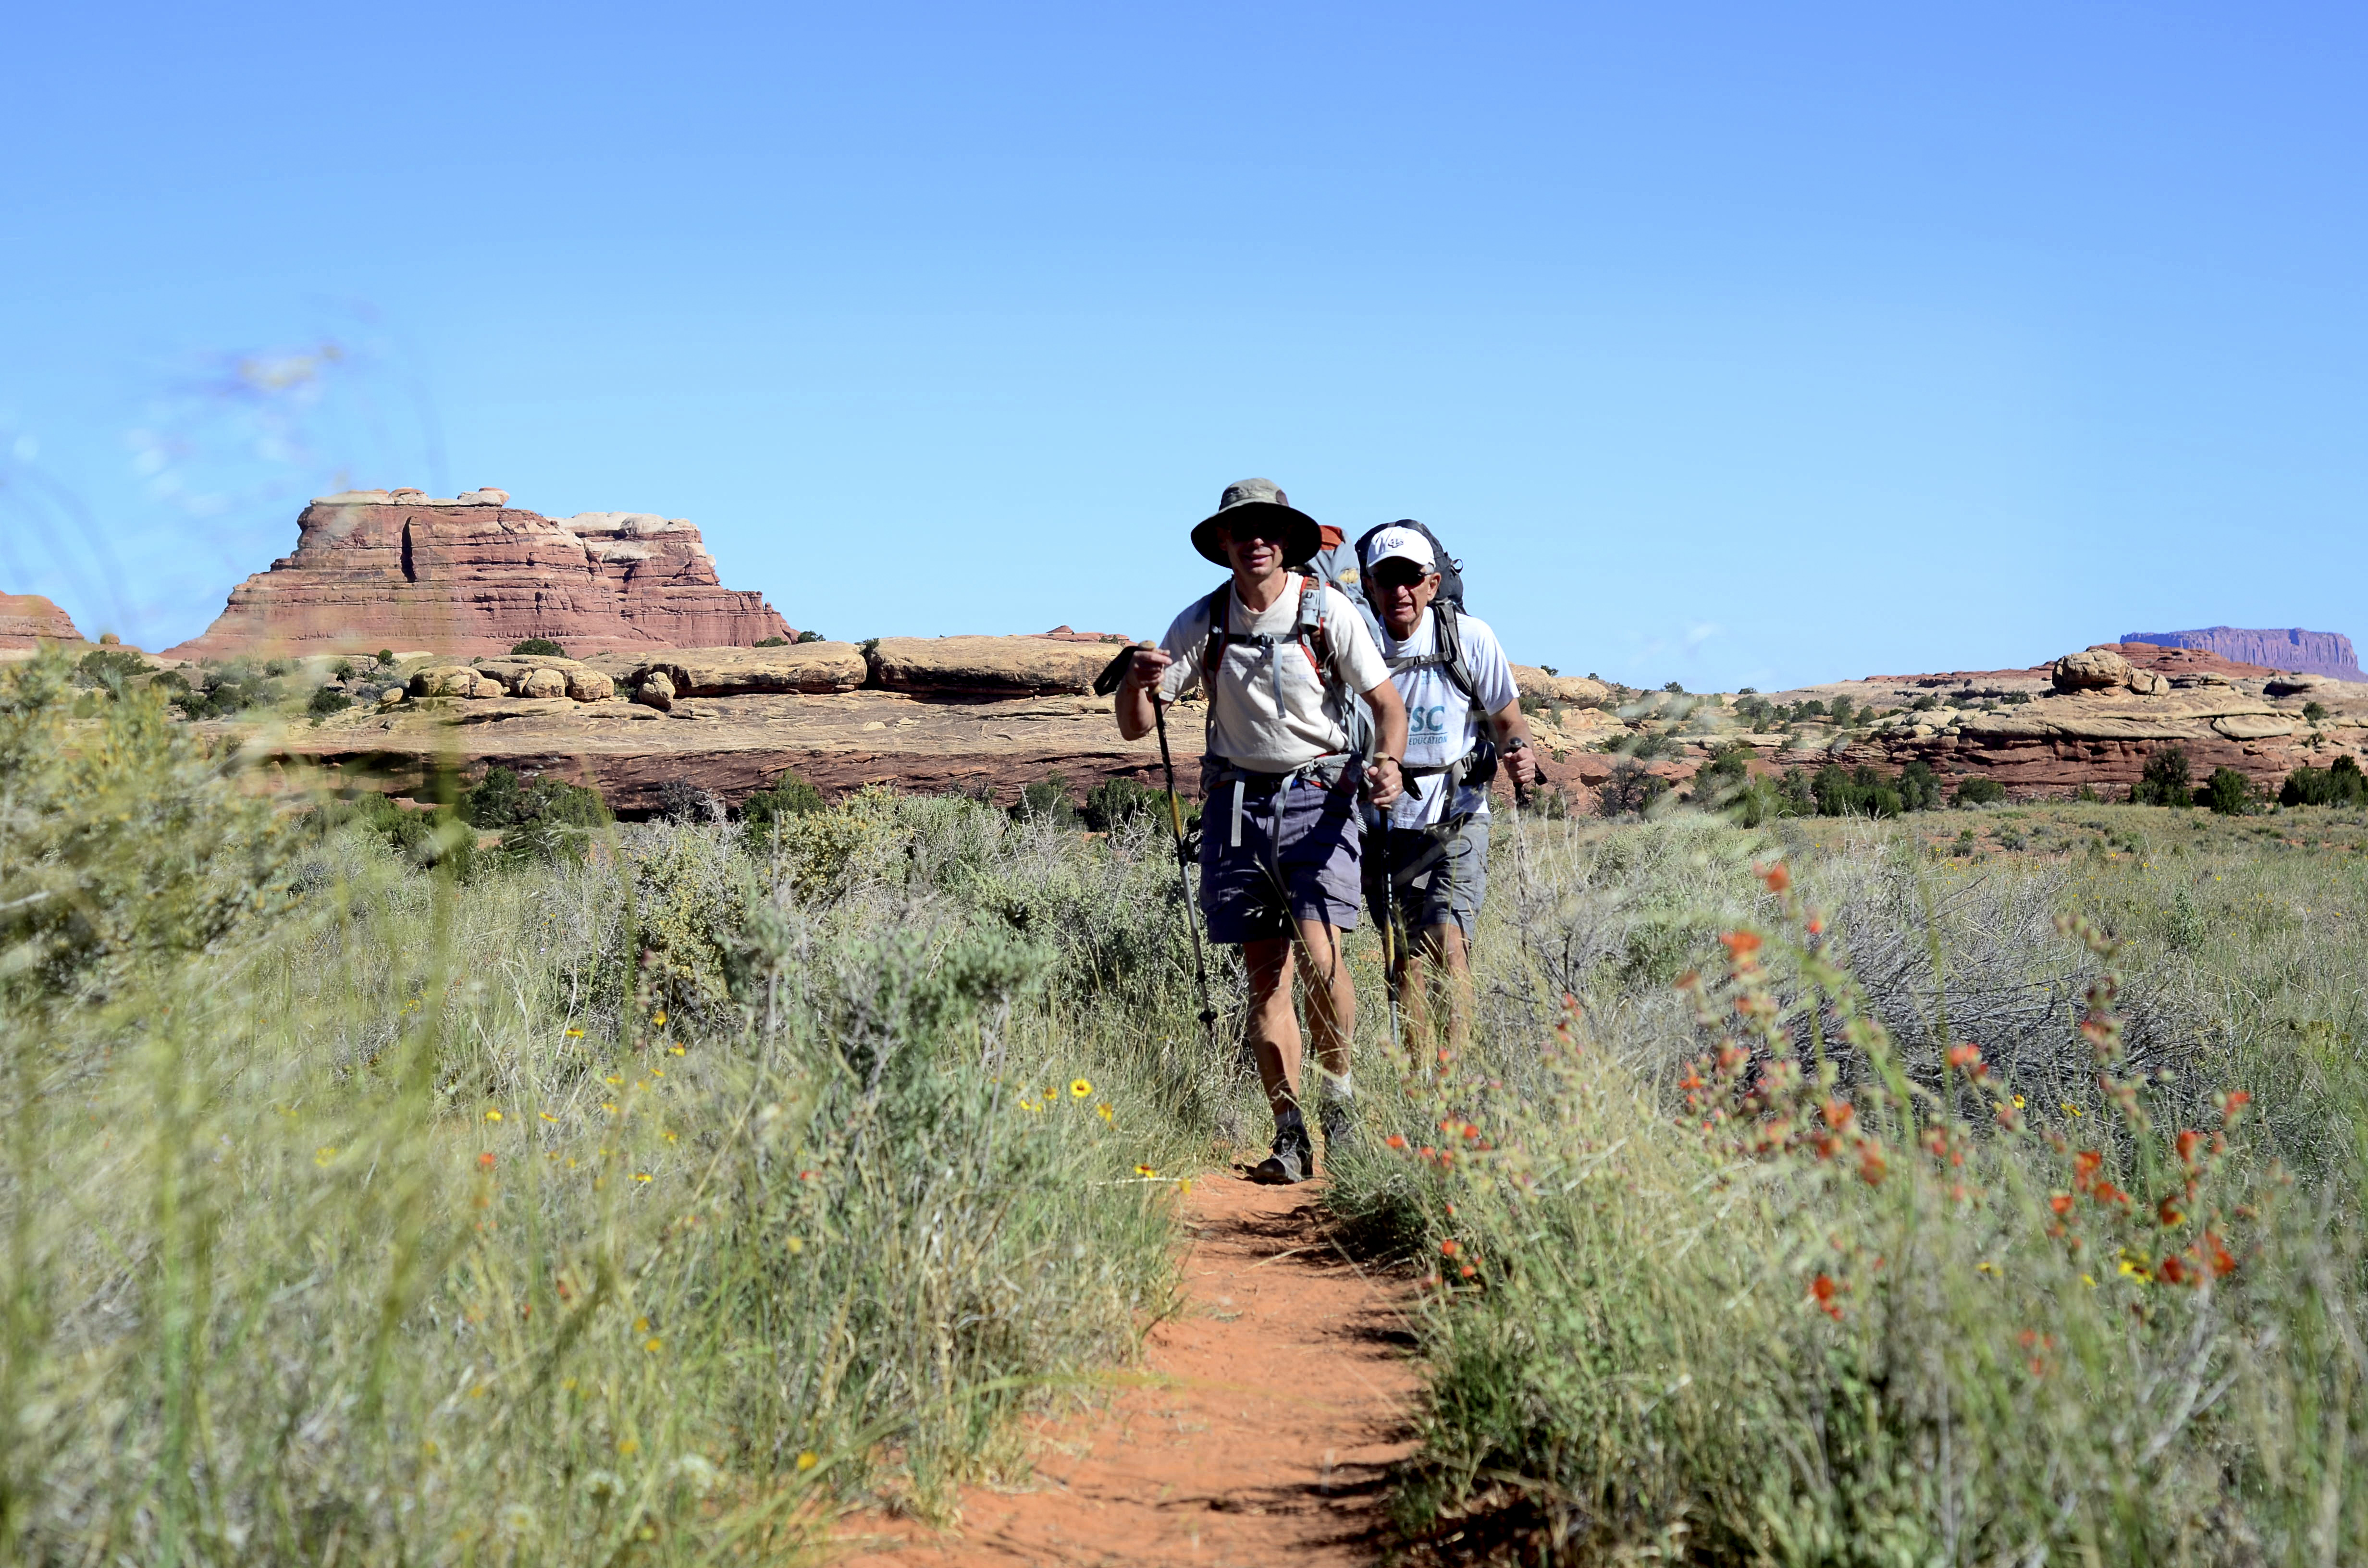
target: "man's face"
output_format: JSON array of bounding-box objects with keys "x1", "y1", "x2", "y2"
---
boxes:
[
  {"x1": 1371, "y1": 557, "x2": 1440, "y2": 637},
  {"x1": 1221, "y1": 519, "x2": 1287, "y2": 579}
]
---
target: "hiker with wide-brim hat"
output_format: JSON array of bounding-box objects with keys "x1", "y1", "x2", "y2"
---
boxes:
[{"x1": 1115, "y1": 478, "x2": 1408, "y2": 1184}]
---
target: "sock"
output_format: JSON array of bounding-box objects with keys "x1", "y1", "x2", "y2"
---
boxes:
[{"x1": 1273, "y1": 1103, "x2": 1307, "y2": 1139}]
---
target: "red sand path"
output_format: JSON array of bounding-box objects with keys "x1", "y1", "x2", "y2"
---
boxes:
[{"x1": 831, "y1": 1175, "x2": 1421, "y2": 1567}]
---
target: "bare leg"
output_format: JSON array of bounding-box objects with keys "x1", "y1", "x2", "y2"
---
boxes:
[
  {"x1": 1242, "y1": 935, "x2": 1302, "y2": 1115},
  {"x1": 1295, "y1": 917, "x2": 1355, "y2": 1094},
  {"x1": 1395, "y1": 923, "x2": 1473, "y2": 1054}
]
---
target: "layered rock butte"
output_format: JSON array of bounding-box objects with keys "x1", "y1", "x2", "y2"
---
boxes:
[
  {"x1": 2123, "y1": 626, "x2": 2363, "y2": 682},
  {"x1": 0, "y1": 594, "x2": 85, "y2": 649},
  {"x1": 164, "y1": 489, "x2": 792, "y2": 660}
]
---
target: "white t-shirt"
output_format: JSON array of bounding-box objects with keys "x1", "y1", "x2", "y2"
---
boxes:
[
  {"x1": 1377, "y1": 606, "x2": 1518, "y2": 828},
  {"x1": 1157, "y1": 575, "x2": 1389, "y2": 772}
]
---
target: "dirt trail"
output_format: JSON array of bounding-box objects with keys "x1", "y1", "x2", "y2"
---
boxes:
[{"x1": 832, "y1": 1175, "x2": 1420, "y2": 1567}]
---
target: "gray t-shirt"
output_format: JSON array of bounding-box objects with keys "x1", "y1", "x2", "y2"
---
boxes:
[
  {"x1": 1157, "y1": 575, "x2": 1390, "y2": 772},
  {"x1": 1376, "y1": 607, "x2": 1518, "y2": 828}
]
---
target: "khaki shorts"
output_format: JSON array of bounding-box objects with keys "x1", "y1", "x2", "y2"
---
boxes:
[{"x1": 1366, "y1": 815, "x2": 1489, "y2": 941}]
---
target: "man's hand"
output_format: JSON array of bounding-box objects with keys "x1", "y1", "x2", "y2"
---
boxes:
[
  {"x1": 1503, "y1": 736, "x2": 1539, "y2": 791},
  {"x1": 1112, "y1": 643, "x2": 1173, "y2": 741},
  {"x1": 1365, "y1": 754, "x2": 1405, "y2": 809}
]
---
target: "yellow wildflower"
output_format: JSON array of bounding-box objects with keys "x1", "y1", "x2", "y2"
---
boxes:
[
  {"x1": 796, "y1": 1450, "x2": 818, "y2": 1471},
  {"x1": 786, "y1": 1236, "x2": 805, "y2": 1255},
  {"x1": 644, "y1": 1337, "x2": 663, "y2": 1353},
  {"x1": 1135, "y1": 1164, "x2": 1158, "y2": 1178},
  {"x1": 1070, "y1": 1078, "x2": 1092, "y2": 1098},
  {"x1": 633, "y1": 1172, "x2": 653, "y2": 1183},
  {"x1": 565, "y1": 1028, "x2": 585, "y2": 1039},
  {"x1": 1097, "y1": 1103, "x2": 1113, "y2": 1123},
  {"x1": 484, "y1": 1109, "x2": 502, "y2": 1122}
]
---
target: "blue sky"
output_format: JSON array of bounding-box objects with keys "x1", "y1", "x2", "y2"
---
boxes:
[{"x1": 3, "y1": 2, "x2": 2361, "y2": 688}]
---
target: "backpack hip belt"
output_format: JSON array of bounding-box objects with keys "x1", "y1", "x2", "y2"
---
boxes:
[{"x1": 1204, "y1": 753, "x2": 1354, "y2": 849}]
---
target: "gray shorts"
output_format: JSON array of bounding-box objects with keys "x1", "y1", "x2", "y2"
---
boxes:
[
  {"x1": 1199, "y1": 766, "x2": 1365, "y2": 944},
  {"x1": 1366, "y1": 815, "x2": 1489, "y2": 941}
]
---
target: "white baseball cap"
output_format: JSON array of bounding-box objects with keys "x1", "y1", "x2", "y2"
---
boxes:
[{"x1": 1361, "y1": 525, "x2": 1436, "y2": 574}]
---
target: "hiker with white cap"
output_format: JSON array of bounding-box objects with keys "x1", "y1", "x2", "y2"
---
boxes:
[
  {"x1": 1359, "y1": 520, "x2": 1536, "y2": 1051},
  {"x1": 1114, "y1": 479, "x2": 1406, "y2": 1184}
]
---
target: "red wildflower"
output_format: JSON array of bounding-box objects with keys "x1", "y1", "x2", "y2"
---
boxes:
[
  {"x1": 1946, "y1": 1043, "x2": 1983, "y2": 1071},
  {"x1": 1858, "y1": 1144, "x2": 1888, "y2": 1186},
  {"x1": 1761, "y1": 862, "x2": 1791, "y2": 894},
  {"x1": 1384, "y1": 1133, "x2": 1407, "y2": 1151},
  {"x1": 2175, "y1": 1129, "x2": 2204, "y2": 1169},
  {"x1": 478, "y1": 1152, "x2": 496, "y2": 1170},
  {"x1": 2157, "y1": 1254, "x2": 2190, "y2": 1286},
  {"x1": 2206, "y1": 1233, "x2": 2237, "y2": 1276},
  {"x1": 1809, "y1": 1273, "x2": 1842, "y2": 1319},
  {"x1": 2158, "y1": 1196, "x2": 2185, "y2": 1227},
  {"x1": 1821, "y1": 1098, "x2": 1854, "y2": 1130},
  {"x1": 2048, "y1": 1192, "x2": 2074, "y2": 1216},
  {"x1": 1458, "y1": 1263, "x2": 1478, "y2": 1279},
  {"x1": 1440, "y1": 1238, "x2": 1462, "y2": 1258},
  {"x1": 1719, "y1": 930, "x2": 1764, "y2": 958},
  {"x1": 2091, "y1": 1181, "x2": 2130, "y2": 1207},
  {"x1": 2219, "y1": 1090, "x2": 2252, "y2": 1124}
]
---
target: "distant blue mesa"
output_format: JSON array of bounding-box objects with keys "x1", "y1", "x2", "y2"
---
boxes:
[{"x1": 2121, "y1": 626, "x2": 2361, "y2": 680}]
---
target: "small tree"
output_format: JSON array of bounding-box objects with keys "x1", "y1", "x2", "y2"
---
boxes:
[
  {"x1": 1599, "y1": 759, "x2": 1668, "y2": 818},
  {"x1": 510, "y1": 638, "x2": 567, "y2": 658},
  {"x1": 2132, "y1": 745, "x2": 2193, "y2": 807},
  {"x1": 743, "y1": 771, "x2": 827, "y2": 830},
  {"x1": 795, "y1": 630, "x2": 826, "y2": 644},
  {"x1": 1897, "y1": 759, "x2": 1944, "y2": 812},
  {"x1": 2204, "y1": 766, "x2": 2256, "y2": 816}
]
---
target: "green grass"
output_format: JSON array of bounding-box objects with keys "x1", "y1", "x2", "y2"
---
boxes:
[{"x1": 0, "y1": 651, "x2": 1244, "y2": 1565}]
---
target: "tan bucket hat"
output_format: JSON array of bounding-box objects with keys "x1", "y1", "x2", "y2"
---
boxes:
[{"x1": 1189, "y1": 478, "x2": 1322, "y2": 568}]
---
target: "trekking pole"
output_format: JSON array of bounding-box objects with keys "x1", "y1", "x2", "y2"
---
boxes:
[
  {"x1": 1096, "y1": 646, "x2": 1221, "y2": 1060},
  {"x1": 1380, "y1": 818, "x2": 1405, "y2": 1054},
  {"x1": 1152, "y1": 696, "x2": 1222, "y2": 1054}
]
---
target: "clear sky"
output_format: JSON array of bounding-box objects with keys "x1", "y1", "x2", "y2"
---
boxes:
[{"x1": 3, "y1": 2, "x2": 2361, "y2": 689}]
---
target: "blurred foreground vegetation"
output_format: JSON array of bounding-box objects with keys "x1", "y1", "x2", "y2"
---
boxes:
[{"x1": 0, "y1": 650, "x2": 1233, "y2": 1564}]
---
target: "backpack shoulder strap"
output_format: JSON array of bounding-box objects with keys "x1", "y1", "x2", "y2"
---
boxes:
[{"x1": 1433, "y1": 600, "x2": 1481, "y2": 708}]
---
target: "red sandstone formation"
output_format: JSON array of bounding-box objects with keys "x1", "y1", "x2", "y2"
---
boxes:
[
  {"x1": 164, "y1": 489, "x2": 793, "y2": 660},
  {"x1": 2124, "y1": 626, "x2": 2362, "y2": 681},
  {"x1": 0, "y1": 594, "x2": 84, "y2": 648}
]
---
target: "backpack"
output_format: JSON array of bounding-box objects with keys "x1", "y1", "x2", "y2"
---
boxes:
[
  {"x1": 1351, "y1": 519, "x2": 1496, "y2": 791},
  {"x1": 1198, "y1": 572, "x2": 1359, "y2": 763}
]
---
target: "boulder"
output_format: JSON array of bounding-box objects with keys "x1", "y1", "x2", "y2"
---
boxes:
[
  {"x1": 517, "y1": 667, "x2": 567, "y2": 700},
  {"x1": 635, "y1": 670, "x2": 676, "y2": 712},
  {"x1": 2051, "y1": 649, "x2": 2132, "y2": 691},
  {"x1": 566, "y1": 668, "x2": 615, "y2": 702},
  {"x1": 163, "y1": 490, "x2": 797, "y2": 660},
  {"x1": 1511, "y1": 666, "x2": 1612, "y2": 709},
  {"x1": 409, "y1": 665, "x2": 479, "y2": 698},
  {"x1": 593, "y1": 642, "x2": 868, "y2": 697},
  {"x1": 867, "y1": 636, "x2": 1119, "y2": 696}
]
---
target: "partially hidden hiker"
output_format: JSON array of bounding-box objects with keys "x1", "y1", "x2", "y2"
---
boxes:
[
  {"x1": 1114, "y1": 479, "x2": 1408, "y2": 1184},
  {"x1": 1358, "y1": 521, "x2": 1537, "y2": 1052}
]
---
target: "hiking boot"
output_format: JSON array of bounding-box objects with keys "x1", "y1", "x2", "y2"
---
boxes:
[
  {"x1": 1246, "y1": 1122, "x2": 1312, "y2": 1185},
  {"x1": 1319, "y1": 1100, "x2": 1357, "y2": 1162}
]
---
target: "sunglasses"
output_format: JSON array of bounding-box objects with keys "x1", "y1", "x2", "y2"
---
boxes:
[{"x1": 1370, "y1": 560, "x2": 1433, "y2": 590}]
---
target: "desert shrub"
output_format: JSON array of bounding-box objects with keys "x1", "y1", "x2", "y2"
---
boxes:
[
  {"x1": 2205, "y1": 765, "x2": 2258, "y2": 816},
  {"x1": 795, "y1": 629, "x2": 826, "y2": 644},
  {"x1": 1598, "y1": 759, "x2": 1668, "y2": 817},
  {"x1": 2282, "y1": 755, "x2": 2368, "y2": 808},
  {"x1": 1827, "y1": 693, "x2": 1856, "y2": 728},
  {"x1": 0, "y1": 649, "x2": 299, "y2": 1004},
  {"x1": 1011, "y1": 772, "x2": 1080, "y2": 828},
  {"x1": 1910, "y1": 693, "x2": 1940, "y2": 711},
  {"x1": 1809, "y1": 763, "x2": 1902, "y2": 818},
  {"x1": 74, "y1": 647, "x2": 149, "y2": 690},
  {"x1": 2304, "y1": 700, "x2": 2330, "y2": 723},
  {"x1": 754, "y1": 635, "x2": 788, "y2": 647},
  {"x1": 1081, "y1": 774, "x2": 1172, "y2": 833},
  {"x1": 461, "y1": 766, "x2": 608, "y2": 864},
  {"x1": 374, "y1": 648, "x2": 395, "y2": 665},
  {"x1": 1955, "y1": 774, "x2": 2006, "y2": 807},
  {"x1": 339, "y1": 790, "x2": 479, "y2": 878},
  {"x1": 2132, "y1": 743, "x2": 2195, "y2": 807},
  {"x1": 308, "y1": 686, "x2": 354, "y2": 718},
  {"x1": 741, "y1": 770, "x2": 828, "y2": 834},
  {"x1": 509, "y1": 637, "x2": 567, "y2": 656},
  {"x1": 656, "y1": 776, "x2": 724, "y2": 823}
]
